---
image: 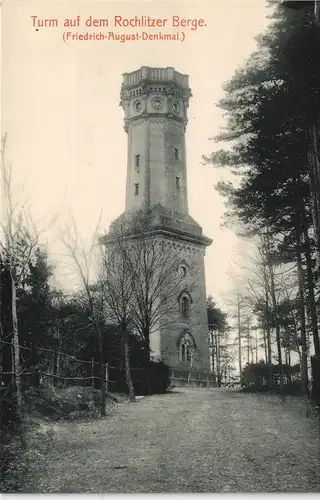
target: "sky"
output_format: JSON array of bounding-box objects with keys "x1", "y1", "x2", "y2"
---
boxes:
[{"x1": 1, "y1": 0, "x2": 272, "y2": 309}]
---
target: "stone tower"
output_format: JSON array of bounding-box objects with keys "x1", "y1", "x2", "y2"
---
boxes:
[{"x1": 105, "y1": 67, "x2": 212, "y2": 384}]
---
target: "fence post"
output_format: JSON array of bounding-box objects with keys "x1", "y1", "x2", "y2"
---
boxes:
[
  {"x1": 148, "y1": 369, "x2": 152, "y2": 395},
  {"x1": 105, "y1": 363, "x2": 109, "y2": 393},
  {"x1": 91, "y1": 357, "x2": 94, "y2": 389},
  {"x1": 51, "y1": 351, "x2": 55, "y2": 389}
]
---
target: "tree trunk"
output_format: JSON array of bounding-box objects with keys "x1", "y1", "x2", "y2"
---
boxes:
[
  {"x1": 264, "y1": 270, "x2": 273, "y2": 389},
  {"x1": 210, "y1": 331, "x2": 215, "y2": 382},
  {"x1": 11, "y1": 275, "x2": 23, "y2": 423},
  {"x1": 263, "y1": 236, "x2": 284, "y2": 398},
  {"x1": 216, "y1": 332, "x2": 221, "y2": 388},
  {"x1": 97, "y1": 327, "x2": 106, "y2": 416},
  {"x1": 307, "y1": 125, "x2": 320, "y2": 281},
  {"x1": 288, "y1": 348, "x2": 291, "y2": 368},
  {"x1": 274, "y1": 321, "x2": 284, "y2": 396},
  {"x1": 291, "y1": 310, "x2": 303, "y2": 367},
  {"x1": 247, "y1": 321, "x2": 250, "y2": 365},
  {"x1": 287, "y1": 349, "x2": 292, "y2": 384},
  {"x1": 293, "y1": 185, "x2": 310, "y2": 397},
  {"x1": 262, "y1": 328, "x2": 268, "y2": 364},
  {"x1": 144, "y1": 330, "x2": 150, "y2": 362},
  {"x1": 56, "y1": 327, "x2": 62, "y2": 388},
  {"x1": 123, "y1": 332, "x2": 135, "y2": 402},
  {"x1": 91, "y1": 357, "x2": 94, "y2": 389},
  {"x1": 56, "y1": 351, "x2": 60, "y2": 388},
  {"x1": 296, "y1": 243, "x2": 310, "y2": 396},
  {"x1": 301, "y1": 201, "x2": 320, "y2": 357},
  {"x1": 51, "y1": 352, "x2": 55, "y2": 388},
  {"x1": 237, "y1": 291, "x2": 242, "y2": 381},
  {"x1": 215, "y1": 332, "x2": 219, "y2": 386},
  {"x1": 187, "y1": 355, "x2": 195, "y2": 386}
]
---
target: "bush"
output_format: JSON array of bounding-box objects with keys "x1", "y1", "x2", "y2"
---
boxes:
[
  {"x1": 23, "y1": 386, "x2": 105, "y2": 421},
  {"x1": 311, "y1": 356, "x2": 320, "y2": 405},
  {"x1": 108, "y1": 359, "x2": 170, "y2": 396},
  {"x1": 0, "y1": 387, "x2": 21, "y2": 431},
  {"x1": 240, "y1": 362, "x2": 303, "y2": 395},
  {"x1": 147, "y1": 360, "x2": 170, "y2": 394}
]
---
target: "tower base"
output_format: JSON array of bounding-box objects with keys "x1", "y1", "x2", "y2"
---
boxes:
[{"x1": 169, "y1": 368, "x2": 216, "y2": 388}]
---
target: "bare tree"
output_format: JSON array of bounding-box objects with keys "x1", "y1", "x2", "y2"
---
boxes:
[
  {"x1": 0, "y1": 133, "x2": 40, "y2": 427},
  {"x1": 99, "y1": 244, "x2": 136, "y2": 402},
  {"x1": 223, "y1": 284, "x2": 249, "y2": 382},
  {"x1": 60, "y1": 213, "x2": 108, "y2": 415},
  {"x1": 237, "y1": 288, "x2": 242, "y2": 379},
  {"x1": 101, "y1": 211, "x2": 198, "y2": 361},
  {"x1": 219, "y1": 339, "x2": 237, "y2": 386}
]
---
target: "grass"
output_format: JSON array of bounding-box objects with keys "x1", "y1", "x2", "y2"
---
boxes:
[
  {"x1": 0, "y1": 419, "x2": 55, "y2": 492},
  {"x1": 0, "y1": 386, "x2": 123, "y2": 493},
  {"x1": 2, "y1": 388, "x2": 319, "y2": 493},
  {"x1": 6, "y1": 388, "x2": 320, "y2": 493}
]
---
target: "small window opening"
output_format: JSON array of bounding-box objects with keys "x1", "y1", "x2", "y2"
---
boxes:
[
  {"x1": 181, "y1": 343, "x2": 186, "y2": 362},
  {"x1": 186, "y1": 344, "x2": 192, "y2": 362},
  {"x1": 176, "y1": 176, "x2": 180, "y2": 189},
  {"x1": 181, "y1": 265, "x2": 187, "y2": 277},
  {"x1": 134, "y1": 183, "x2": 139, "y2": 195},
  {"x1": 181, "y1": 296, "x2": 190, "y2": 319},
  {"x1": 135, "y1": 155, "x2": 140, "y2": 167},
  {"x1": 174, "y1": 148, "x2": 179, "y2": 160}
]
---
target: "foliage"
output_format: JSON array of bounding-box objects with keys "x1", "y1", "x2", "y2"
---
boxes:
[
  {"x1": 207, "y1": 296, "x2": 228, "y2": 333},
  {"x1": 204, "y1": 0, "x2": 320, "y2": 263},
  {"x1": 23, "y1": 387, "x2": 105, "y2": 421},
  {"x1": 310, "y1": 355, "x2": 320, "y2": 404},
  {"x1": 207, "y1": 296, "x2": 233, "y2": 386},
  {"x1": 203, "y1": 0, "x2": 320, "y2": 395},
  {"x1": 240, "y1": 361, "x2": 302, "y2": 394}
]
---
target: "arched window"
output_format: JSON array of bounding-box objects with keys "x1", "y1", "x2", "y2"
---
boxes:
[
  {"x1": 180, "y1": 338, "x2": 191, "y2": 362},
  {"x1": 179, "y1": 333, "x2": 195, "y2": 363},
  {"x1": 178, "y1": 290, "x2": 192, "y2": 320},
  {"x1": 181, "y1": 296, "x2": 190, "y2": 318}
]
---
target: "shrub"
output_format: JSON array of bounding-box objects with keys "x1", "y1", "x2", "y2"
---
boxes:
[
  {"x1": 23, "y1": 386, "x2": 104, "y2": 421},
  {"x1": 108, "y1": 359, "x2": 170, "y2": 396},
  {"x1": 240, "y1": 362, "x2": 303, "y2": 395},
  {"x1": 147, "y1": 360, "x2": 170, "y2": 394}
]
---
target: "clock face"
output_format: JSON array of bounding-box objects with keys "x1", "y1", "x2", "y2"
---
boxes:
[
  {"x1": 135, "y1": 100, "x2": 142, "y2": 112},
  {"x1": 172, "y1": 101, "x2": 180, "y2": 113},
  {"x1": 152, "y1": 97, "x2": 163, "y2": 110}
]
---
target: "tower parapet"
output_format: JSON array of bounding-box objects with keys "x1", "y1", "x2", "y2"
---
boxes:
[{"x1": 120, "y1": 67, "x2": 192, "y2": 135}]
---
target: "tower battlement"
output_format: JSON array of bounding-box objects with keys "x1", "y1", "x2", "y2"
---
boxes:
[{"x1": 121, "y1": 66, "x2": 191, "y2": 91}]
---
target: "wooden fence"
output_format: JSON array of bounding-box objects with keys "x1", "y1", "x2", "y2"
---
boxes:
[
  {"x1": 1, "y1": 340, "x2": 216, "y2": 397},
  {"x1": 169, "y1": 368, "x2": 216, "y2": 388},
  {"x1": 0, "y1": 340, "x2": 150, "y2": 396}
]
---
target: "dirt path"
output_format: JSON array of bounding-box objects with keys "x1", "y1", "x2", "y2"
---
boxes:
[{"x1": 23, "y1": 389, "x2": 320, "y2": 493}]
